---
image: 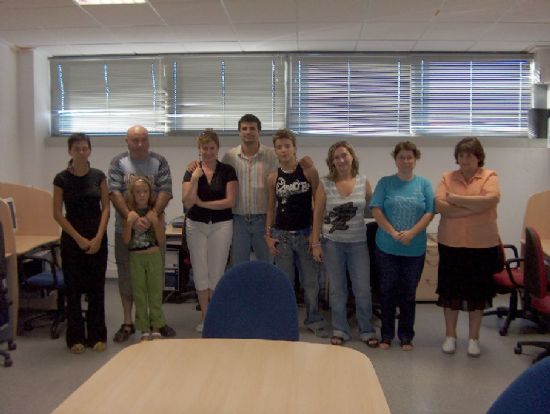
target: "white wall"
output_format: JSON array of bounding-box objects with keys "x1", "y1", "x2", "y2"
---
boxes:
[
  {"x1": 0, "y1": 43, "x2": 20, "y2": 182},
  {"x1": 14, "y1": 48, "x2": 550, "y2": 276}
]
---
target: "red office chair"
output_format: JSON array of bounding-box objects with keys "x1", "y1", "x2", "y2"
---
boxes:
[
  {"x1": 484, "y1": 242, "x2": 525, "y2": 336},
  {"x1": 514, "y1": 227, "x2": 550, "y2": 363}
]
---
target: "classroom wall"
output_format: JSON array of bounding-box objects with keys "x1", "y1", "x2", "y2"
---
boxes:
[
  {"x1": 0, "y1": 43, "x2": 20, "y2": 183},
  {"x1": 14, "y1": 49, "x2": 550, "y2": 277}
]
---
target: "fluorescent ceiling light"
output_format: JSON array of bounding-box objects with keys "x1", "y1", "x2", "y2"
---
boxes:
[{"x1": 74, "y1": 0, "x2": 147, "y2": 5}]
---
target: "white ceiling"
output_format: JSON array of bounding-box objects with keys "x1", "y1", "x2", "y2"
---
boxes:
[{"x1": 0, "y1": 0, "x2": 549, "y2": 56}]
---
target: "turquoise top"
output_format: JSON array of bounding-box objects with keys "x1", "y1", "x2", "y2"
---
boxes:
[{"x1": 370, "y1": 175, "x2": 434, "y2": 257}]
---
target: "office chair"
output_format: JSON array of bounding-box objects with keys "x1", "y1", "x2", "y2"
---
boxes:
[
  {"x1": 202, "y1": 261, "x2": 299, "y2": 341},
  {"x1": 20, "y1": 244, "x2": 65, "y2": 339},
  {"x1": 487, "y1": 356, "x2": 550, "y2": 413},
  {"x1": 484, "y1": 242, "x2": 525, "y2": 336},
  {"x1": 513, "y1": 227, "x2": 550, "y2": 363}
]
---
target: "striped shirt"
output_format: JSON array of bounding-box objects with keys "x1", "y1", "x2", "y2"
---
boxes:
[
  {"x1": 222, "y1": 144, "x2": 278, "y2": 215},
  {"x1": 321, "y1": 175, "x2": 368, "y2": 243}
]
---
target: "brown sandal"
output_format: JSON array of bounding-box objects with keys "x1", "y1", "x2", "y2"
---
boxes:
[
  {"x1": 330, "y1": 335, "x2": 345, "y2": 346},
  {"x1": 379, "y1": 339, "x2": 392, "y2": 350}
]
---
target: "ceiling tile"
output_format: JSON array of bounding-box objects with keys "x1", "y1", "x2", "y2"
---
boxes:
[
  {"x1": 483, "y1": 23, "x2": 550, "y2": 41},
  {"x1": 298, "y1": 40, "x2": 358, "y2": 51},
  {"x1": 500, "y1": 0, "x2": 550, "y2": 23},
  {"x1": 298, "y1": 0, "x2": 365, "y2": 23},
  {"x1": 469, "y1": 41, "x2": 534, "y2": 52},
  {"x1": 53, "y1": 27, "x2": 120, "y2": 44},
  {"x1": 223, "y1": 0, "x2": 297, "y2": 23},
  {"x1": 356, "y1": 40, "x2": 415, "y2": 51},
  {"x1": 413, "y1": 40, "x2": 475, "y2": 51},
  {"x1": 0, "y1": 0, "x2": 74, "y2": 8},
  {"x1": 421, "y1": 22, "x2": 489, "y2": 41},
  {"x1": 434, "y1": 0, "x2": 516, "y2": 23},
  {"x1": 171, "y1": 24, "x2": 237, "y2": 42},
  {"x1": 241, "y1": 40, "x2": 298, "y2": 52},
  {"x1": 152, "y1": 1, "x2": 228, "y2": 25},
  {"x1": 83, "y1": 4, "x2": 166, "y2": 26},
  {"x1": 0, "y1": 29, "x2": 62, "y2": 46},
  {"x1": 129, "y1": 42, "x2": 186, "y2": 53},
  {"x1": 109, "y1": 26, "x2": 176, "y2": 42},
  {"x1": 298, "y1": 23, "x2": 362, "y2": 41},
  {"x1": 360, "y1": 22, "x2": 427, "y2": 40},
  {"x1": 183, "y1": 41, "x2": 242, "y2": 52},
  {"x1": 364, "y1": 0, "x2": 441, "y2": 22},
  {"x1": 236, "y1": 23, "x2": 296, "y2": 41}
]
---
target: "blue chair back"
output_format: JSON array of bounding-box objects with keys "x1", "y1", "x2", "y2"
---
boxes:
[
  {"x1": 202, "y1": 261, "x2": 299, "y2": 341},
  {"x1": 487, "y1": 357, "x2": 550, "y2": 413}
]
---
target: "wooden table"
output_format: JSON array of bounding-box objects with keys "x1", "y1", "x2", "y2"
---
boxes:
[
  {"x1": 52, "y1": 339, "x2": 391, "y2": 414},
  {"x1": 14, "y1": 235, "x2": 59, "y2": 256}
]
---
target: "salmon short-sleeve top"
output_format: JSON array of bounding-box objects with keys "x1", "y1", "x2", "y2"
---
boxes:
[{"x1": 436, "y1": 168, "x2": 500, "y2": 248}]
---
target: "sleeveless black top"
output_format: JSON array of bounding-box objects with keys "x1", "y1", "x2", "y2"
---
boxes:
[{"x1": 274, "y1": 164, "x2": 312, "y2": 231}]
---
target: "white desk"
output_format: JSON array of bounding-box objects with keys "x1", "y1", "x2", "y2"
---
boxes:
[{"x1": 52, "y1": 339, "x2": 391, "y2": 414}]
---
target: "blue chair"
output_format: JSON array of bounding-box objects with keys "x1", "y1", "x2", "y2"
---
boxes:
[
  {"x1": 202, "y1": 261, "x2": 299, "y2": 341},
  {"x1": 487, "y1": 356, "x2": 550, "y2": 413},
  {"x1": 20, "y1": 244, "x2": 65, "y2": 339}
]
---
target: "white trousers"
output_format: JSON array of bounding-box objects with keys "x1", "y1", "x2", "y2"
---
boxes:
[{"x1": 186, "y1": 218, "x2": 233, "y2": 291}]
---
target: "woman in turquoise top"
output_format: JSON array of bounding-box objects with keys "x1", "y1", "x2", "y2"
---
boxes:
[{"x1": 370, "y1": 141, "x2": 435, "y2": 350}]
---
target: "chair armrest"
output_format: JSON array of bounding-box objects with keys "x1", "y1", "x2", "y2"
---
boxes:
[
  {"x1": 504, "y1": 257, "x2": 524, "y2": 288},
  {"x1": 503, "y1": 244, "x2": 519, "y2": 259}
]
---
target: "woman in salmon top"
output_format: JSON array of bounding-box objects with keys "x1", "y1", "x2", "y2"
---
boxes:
[{"x1": 436, "y1": 137, "x2": 501, "y2": 358}]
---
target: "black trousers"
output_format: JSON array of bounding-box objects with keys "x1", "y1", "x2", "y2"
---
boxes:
[{"x1": 61, "y1": 235, "x2": 108, "y2": 348}]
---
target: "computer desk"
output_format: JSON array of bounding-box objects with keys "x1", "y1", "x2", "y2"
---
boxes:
[
  {"x1": 52, "y1": 338, "x2": 391, "y2": 414},
  {"x1": 0, "y1": 183, "x2": 60, "y2": 337}
]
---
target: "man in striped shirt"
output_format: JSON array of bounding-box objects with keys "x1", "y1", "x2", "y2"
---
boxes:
[{"x1": 222, "y1": 114, "x2": 278, "y2": 265}]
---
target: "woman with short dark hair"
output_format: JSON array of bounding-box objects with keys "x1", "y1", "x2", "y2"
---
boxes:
[
  {"x1": 436, "y1": 137, "x2": 501, "y2": 357},
  {"x1": 370, "y1": 141, "x2": 435, "y2": 351}
]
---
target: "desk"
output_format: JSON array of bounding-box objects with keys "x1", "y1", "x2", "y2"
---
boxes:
[
  {"x1": 0, "y1": 183, "x2": 61, "y2": 337},
  {"x1": 52, "y1": 339, "x2": 391, "y2": 414},
  {"x1": 15, "y1": 235, "x2": 59, "y2": 256}
]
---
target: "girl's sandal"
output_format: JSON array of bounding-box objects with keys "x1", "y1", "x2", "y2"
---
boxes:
[
  {"x1": 379, "y1": 339, "x2": 392, "y2": 350},
  {"x1": 330, "y1": 335, "x2": 345, "y2": 346},
  {"x1": 401, "y1": 340, "x2": 414, "y2": 351}
]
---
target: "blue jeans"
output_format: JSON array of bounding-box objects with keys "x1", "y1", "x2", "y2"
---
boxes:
[
  {"x1": 231, "y1": 214, "x2": 272, "y2": 265},
  {"x1": 375, "y1": 247, "x2": 425, "y2": 343},
  {"x1": 323, "y1": 239, "x2": 374, "y2": 340},
  {"x1": 272, "y1": 228, "x2": 324, "y2": 329}
]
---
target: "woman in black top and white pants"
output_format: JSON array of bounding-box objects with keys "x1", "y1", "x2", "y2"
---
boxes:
[{"x1": 182, "y1": 130, "x2": 238, "y2": 332}]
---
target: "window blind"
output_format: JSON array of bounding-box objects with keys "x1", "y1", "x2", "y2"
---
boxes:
[
  {"x1": 411, "y1": 57, "x2": 532, "y2": 135},
  {"x1": 288, "y1": 55, "x2": 411, "y2": 135},
  {"x1": 51, "y1": 57, "x2": 167, "y2": 135},
  {"x1": 166, "y1": 55, "x2": 286, "y2": 132}
]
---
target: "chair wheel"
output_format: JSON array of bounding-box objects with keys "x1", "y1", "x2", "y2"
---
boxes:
[
  {"x1": 8, "y1": 342, "x2": 16, "y2": 351},
  {"x1": 499, "y1": 327, "x2": 508, "y2": 336},
  {"x1": 4, "y1": 358, "x2": 13, "y2": 367},
  {"x1": 23, "y1": 322, "x2": 34, "y2": 331},
  {"x1": 514, "y1": 345, "x2": 522, "y2": 355}
]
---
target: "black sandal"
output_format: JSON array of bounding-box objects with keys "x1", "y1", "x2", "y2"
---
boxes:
[
  {"x1": 113, "y1": 324, "x2": 135, "y2": 343},
  {"x1": 364, "y1": 337, "x2": 380, "y2": 348}
]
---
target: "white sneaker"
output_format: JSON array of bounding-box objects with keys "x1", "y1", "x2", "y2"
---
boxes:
[
  {"x1": 442, "y1": 337, "x2": 456, "y2": 354},
  {"x1": 467, "y1": 339, "x2": 481, "y2": 357},
  {"x1": 195, "y1": 323, "x2": 203, "y2": 333}
]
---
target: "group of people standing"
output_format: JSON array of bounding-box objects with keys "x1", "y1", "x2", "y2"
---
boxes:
[{"x1": 53, "y1": 113, "x2": 501, "y2": 358}]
